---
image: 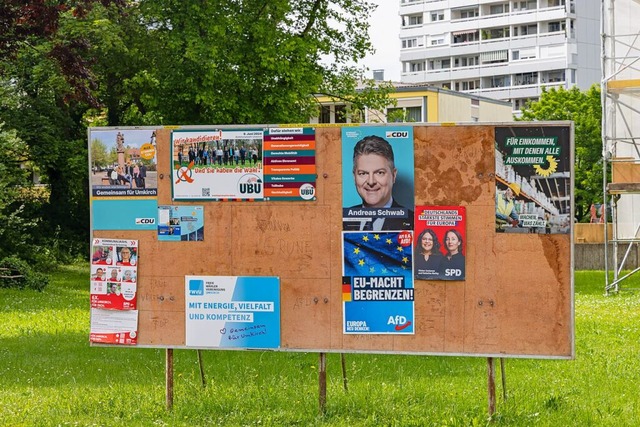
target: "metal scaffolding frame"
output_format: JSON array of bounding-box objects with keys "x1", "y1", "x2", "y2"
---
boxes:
[{"x1": 602, "y1": 0, "x2": 640, "y2": 293}]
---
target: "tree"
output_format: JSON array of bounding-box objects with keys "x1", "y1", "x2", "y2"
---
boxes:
[
  {"x1": 0, "y1": 0, "x2": 393, "y2": 267},
  {"x1": 518, "y1": 85, "x2": 603, "y2": 222},
  {"x1": 96, "y1": 0, "x2": 393, "y2": 125}
]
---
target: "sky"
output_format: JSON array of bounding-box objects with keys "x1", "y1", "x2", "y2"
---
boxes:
[{"x1": 358, "y1": 1, "x2": 402, "y2": 82}]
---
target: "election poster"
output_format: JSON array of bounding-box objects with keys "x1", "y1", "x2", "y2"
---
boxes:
[
  {"x1": 495, "y1": 126, "x2": 571, "y2": 234},
  {"x1": 342, "y1": 231, "x2": 414, "y2": 334},
  {"x1": 89, "y1": 128, "x2": 158, "y2": 230},
  {"x1": 90, "y1": 238, "x2": 139, "y2": 311},
  {"x1": 414, "y1": 206, "x2": 466, "y2": 281},
  {"x1": 171, "y1": 129, "x2": 264, "y2": 200},
  {"x1": 342, "y1": 126, "x2": 415, "y2": 231},
  {"x1": 263, "y1": 127, "x2": 317, "y2": 201},
  {"x1": 185, "y1": 276, "x2": 280, "y2": 349},
  {"x1": 157, "y1": 205, "x2": 204, "y2": 241},
  {"x1": 90, "y1": 309, "x2": 138, "y2": 345}
]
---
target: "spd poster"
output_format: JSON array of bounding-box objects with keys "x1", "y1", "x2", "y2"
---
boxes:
[{"x1": 414, "y1": 206, "x2": 466, "y2": 281}]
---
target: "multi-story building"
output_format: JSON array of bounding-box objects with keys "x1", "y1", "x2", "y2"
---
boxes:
[
  {"x1": 311, "y1": 81, "x2": 513, "y2": 124},
  {"x1": 398, "y1": 0, "x2": 600, "y2": 111}
]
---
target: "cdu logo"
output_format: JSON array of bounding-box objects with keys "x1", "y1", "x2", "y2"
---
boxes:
[{"x1": 385, "y1": 131, "x2": 409, "y2": 139}]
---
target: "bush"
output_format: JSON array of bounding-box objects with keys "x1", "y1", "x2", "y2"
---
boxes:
[{"x1": 0, "y1": 256, "x2": 49, "y2": 291}]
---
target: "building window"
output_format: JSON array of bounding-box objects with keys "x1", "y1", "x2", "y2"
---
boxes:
[
  {"x1": 548, "y1": 0, "x2": 565, "y2": 7},
  {"x1": 452, "y1": 31, "x2": 479, "y2": 44},
  {"x1": 335, "y1": 105, "x2": 347, "y2": 123},
  {"x1": 482, "y1": 27, "x2": 510, "y2": 40},
  {"x1": 402, "y1": 38, "x2": 418, "y2": 49},
  {"x1": 403, "y1": 14, "x2": 423, "y2": 27},
  {"x1": 430, "y1": 37, "x2": 445, "y2": 46},
  {"x1": 548, "y1": 21, "x2": 562, "y2": 32},
  {"x1": 460, "y1": 8, "x2": 479, "y2": 18},
  {"x1": 461, "y1": 80, "x2": 480, "y2": 90},
  {"x1": 320, "y1": 106, "x2": 331, "y2": 124},
  {"x1": 515, "y1": 1, "x2": 537, "y2": 11},
  {"x1": 514, "y1": 72, "x2": 537, "y2": 86},
  {"x1": 410, "y1": 61, "x2": 425, "y2": 72},
  {"x1": 489, "y1": 3, "x2": 509, "y2": 14},
  {"x1": 431, "y1": 10, "x2": 445, "y2": 21},
  {"x1": 387, "y1": 107, "x2": 422, "y2": 122}
]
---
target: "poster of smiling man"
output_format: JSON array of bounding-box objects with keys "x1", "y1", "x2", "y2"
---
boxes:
[
  {"x1": 342, "y1": 126, "x2": 415, "y2": 231},
  {"x1": 495, "y1": 126, "x2": 572, "y2": 234}
]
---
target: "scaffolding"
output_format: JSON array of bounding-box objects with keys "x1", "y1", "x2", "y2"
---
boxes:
[{"x1": 602, "y1": 0, "x2": 640, "y2": 293}]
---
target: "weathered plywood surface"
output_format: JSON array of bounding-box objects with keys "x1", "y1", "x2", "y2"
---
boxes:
[{"x1": 92, "y1": 125, "x2": 572, "y2": 358}]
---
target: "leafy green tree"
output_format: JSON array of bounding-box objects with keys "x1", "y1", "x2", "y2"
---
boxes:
[
  {"x1": 0, "y1": 0, "x2": 394, "y2": 268},
  {"x1": 90, "y1": 138, "x2": 108, "y2": 168},
  {"x1": 518, "y1": 85, "x2": 603, "y2": 222},
  {"x1": 93, "y1": 0, "x2": 394, "y2": 125}
]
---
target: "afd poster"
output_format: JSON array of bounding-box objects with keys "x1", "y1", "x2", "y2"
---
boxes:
[
  {"x1": 342, "y1": 126, "x2": 414, "y2": 231},
  {"x1": 185, "y1": 276, "x2": 280, "y2": 349},
  {"x1": 414, "y1": 206, "x2": 466, "y2": 281},
  {"x1": 342, "y1": 231, "x2": 414, "y2": 334},
  {"x1": 157, "y1": 205, "x2": 204, "y2": 241},
  {"x1": 495, "y1": 126, "x2": 571, "y2": 234},
  {"x1": 89, "y1": 128, "x2": 159, "y2": 230},
  {"x1": 171, "y1": 129, "x2": 264, "y2": 200}
]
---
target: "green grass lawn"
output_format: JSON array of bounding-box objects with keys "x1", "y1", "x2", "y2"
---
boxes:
[{"x1": 1, "y1": 266, "x2": 639, "y2": 426}]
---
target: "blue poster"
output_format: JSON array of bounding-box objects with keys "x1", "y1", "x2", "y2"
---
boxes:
[
  {"x1": 89, "y1": 128, "x2": 159, "y2": 230},
  {"x1": 158, "y1": 205, "x2": 204, "y2": 241},
  {"x1": 341, "y1": 126, "x2": 414, "y2": 231},
  {"x1": 92, "y1": 199, "x2": 158, "y2": 231},
  {"x1": 342, "y1": 231, "x2": 415, "y2": 334},
  {"x1": 185, "y1": 276, "x2": 280, "y2": 349}
]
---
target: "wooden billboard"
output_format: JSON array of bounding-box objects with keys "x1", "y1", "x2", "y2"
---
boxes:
[{"x1": 90, "y1": 123, "x2": 574, "y2": 359}]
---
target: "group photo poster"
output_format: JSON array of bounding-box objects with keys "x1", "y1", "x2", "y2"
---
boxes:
[
  {"x1": 89, "y1": 128, "x2": 159, "y2": 230},
  {"x1": 342, "y1": 231, "x2": 415, "y2": 334},
  {"x1": 171, "y1": 129, "x2": 264, "y2": 200},
  {"x1": 341, "y1": 126, "x2": 415, "y2": 231},
  {"x1": 414, "y1": 206, "x2": 466, "y2": 281},
  {"x1": 157, "y1": 205, "x2": 205, "y2": 241},
  {"x1": 90, "y1": 238, "x2": 139, "y2": 310},
  {"x1": 185, "y1": 276, "x2": 280, "y2": 349},
  {"x1": 495, "y1": 126, "x2": 571, "y2": 234}
]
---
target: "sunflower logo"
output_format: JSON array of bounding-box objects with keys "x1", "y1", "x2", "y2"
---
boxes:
[{"x1": 533, "y1": 155, "x2": 558, "y2": 177}]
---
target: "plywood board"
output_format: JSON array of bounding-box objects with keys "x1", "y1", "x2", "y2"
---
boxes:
[{"x1": 91, "y1": 124, "x2": 573, "y2": 358}]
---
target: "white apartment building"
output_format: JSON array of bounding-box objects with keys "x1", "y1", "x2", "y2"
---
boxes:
[{"x1": 398, "y1": 0, "x2": 600, "y2": 111}]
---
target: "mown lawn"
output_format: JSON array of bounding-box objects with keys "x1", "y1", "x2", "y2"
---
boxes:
[{"x1": 1, "y1": 266, "x2": 639, "y2": 426}]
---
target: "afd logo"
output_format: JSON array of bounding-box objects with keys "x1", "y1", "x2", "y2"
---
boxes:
[
  {"x1": 385, "y1": 131, "x2": 409, "y2": 139},
  {"x1": 189, "y1": 279, "x2": 204, "y2": 296},
  {"x1": 387, "y1": 315, "x2": 412, "y2": 331},
  {"x1": 135, "y1": 218, "x2": 156, "y2": 225}
]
